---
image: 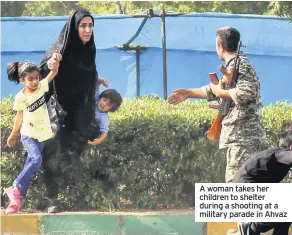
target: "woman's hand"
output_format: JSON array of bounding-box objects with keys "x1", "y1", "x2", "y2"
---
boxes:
[
  {"x1": 47, "y1": 52, "x2": 62, "y2": 72},
  {"x1": 96, "y1": 78, "x2": 109, "y2": 89},
  {"x1": 101, "y1": 79, "x2": 109, "y2": 87}
]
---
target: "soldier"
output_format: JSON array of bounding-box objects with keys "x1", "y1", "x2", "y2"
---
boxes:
[{"x1": 168, "y1": 26, "x2": 265, "y2": 182}]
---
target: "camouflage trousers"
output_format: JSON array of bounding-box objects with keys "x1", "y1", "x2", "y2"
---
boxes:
[{"x1": 225, "y1": 144, "x2": 263, "y2": 183}]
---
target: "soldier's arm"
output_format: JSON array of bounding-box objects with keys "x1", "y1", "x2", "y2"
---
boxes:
[
  {"x1": 209, "y1": 81, "x2": 232, "y2": 99},
  {"x1": 199, "y1": 85, "x2": 218, "y2": 101}
]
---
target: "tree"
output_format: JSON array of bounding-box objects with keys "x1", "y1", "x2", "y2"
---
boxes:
[
  {"x1": 267, "y1": 1, "x2": 292, "y2": 20},
  {"x1": 1, "y1": 1, "x2": 28, "y2": 17},
  {"x1": 212, "y1": 1, "x2": 270, "y2": 14},
  {"x1": 77, "y1": 1, "x2": 275, "y2": 15},
  {"x1": 2, "y1": 1, "x2": 291, "y2": 18},
  {"x1": 76, "y1": 1, "x2": 138, "y2": 14},
  {"x1": 22, "y1": 1, "x2": 81, "y2": 16}
]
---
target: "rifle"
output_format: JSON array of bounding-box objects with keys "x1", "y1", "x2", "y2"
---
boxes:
[{"x1": 207, "y1": 41, "x2": 243, "y2": 141}]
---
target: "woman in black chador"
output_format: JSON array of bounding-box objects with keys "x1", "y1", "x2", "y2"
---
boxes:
[
  {"x1": 39, "y1": 9, "x2": 99, "y2": 213},
  {"x1": 228, "y1": 122, "x2": 292, "y2": 235}
]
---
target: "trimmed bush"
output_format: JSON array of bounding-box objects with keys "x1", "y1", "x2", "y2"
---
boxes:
[{"x1": 1, "y1": 96, "x2": 291, "y2": 211}]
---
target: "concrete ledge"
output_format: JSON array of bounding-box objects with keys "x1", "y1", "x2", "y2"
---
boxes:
[
  {"x1": 207, "y1": 222, "x2": 237, "y2": 235},
  {"x1": 1, "y1": 210, "x2": 204, "y2": 235},
  {"x1": 42, "y1": 214, "x2": 202, "y2": 234},
  {"x1": 207, "y1": 222, "x2": 292, "y2": 235},
  {"x1": 1, "y1": 214, "x2": 41, "y2": 234},
  {"x1": 3, "y1": 214, "x2": 291, "y2": 235}
]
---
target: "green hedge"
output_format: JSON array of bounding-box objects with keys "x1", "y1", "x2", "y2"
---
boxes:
[{"x1": 1, "y1": 96, "x2": 291, "y2": 211}]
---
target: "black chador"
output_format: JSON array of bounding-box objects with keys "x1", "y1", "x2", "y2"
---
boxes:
[{"x1": 38, "y1": 10, "x2": 100, "y2": 211}]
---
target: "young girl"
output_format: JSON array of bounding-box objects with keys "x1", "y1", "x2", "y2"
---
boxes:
[{"x1": 4, "y1": 53, "x2": 61, "y2": 214}]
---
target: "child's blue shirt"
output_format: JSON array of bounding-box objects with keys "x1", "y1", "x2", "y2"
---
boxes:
[{"x1": 95, "y1": 90, "x2": 109, "y2": 133}]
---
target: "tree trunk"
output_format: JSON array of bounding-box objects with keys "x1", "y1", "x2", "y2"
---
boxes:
[{"x1": 116, "y1": 1, "x2": 123, "y2": 14}]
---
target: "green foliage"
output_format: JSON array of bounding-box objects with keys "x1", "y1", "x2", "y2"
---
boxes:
[
  {"x1": 267, "y1": 1, "x2": 292, "y2": 20},
  {"x1": 2, "y1": 1, "x2": 290, "y2": 18},
  {"x1": 262, "y1": 101, "x2": 292, "y2": 146},
  {"x1": 1, "y1": 1, "x2": 27, "y2": 17},
  {"x1": 22, "y1": 1, "x2": 81, "y2": 16},
  {"x1": 1, "y1": 98, "x2": 291, "y2": 211}
]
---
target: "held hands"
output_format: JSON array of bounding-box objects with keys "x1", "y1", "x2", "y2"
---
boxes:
[
  {"x1": 7, "y1": 133, "x2": 18, "y2": 147},
  {"x1": 167, "y1": 89, "x2": 189, "y2": 105},
  {"x1": 47, "y1": 52, "x2": 62, "y2": 72}
]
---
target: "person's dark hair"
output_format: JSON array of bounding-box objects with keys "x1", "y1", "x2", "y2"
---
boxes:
[
  {"x1": 7, "y1": 61, "x2": 39, "y2": 84},
  {"x1": 278, "y1": 121, "x2": 292, "y2": 148},
  {"x1": 99, "y1": 89, "x2": 122, "y2": 112},
  {"x1": 281, "y1": 121, "x2": 292, "y2": 133},
  {"x1": 216, "y1": 27, "x2": 240, "y2": 52}
]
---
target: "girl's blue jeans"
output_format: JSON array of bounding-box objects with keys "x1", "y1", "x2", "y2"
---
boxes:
[{"x1": 13, "y1": 135, "x2": 46, "y2": 199}]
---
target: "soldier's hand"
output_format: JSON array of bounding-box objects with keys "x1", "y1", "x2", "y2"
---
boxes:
[
  {"x1": 210, "y1": 80, "x2": 224, "y2": 97},
  {"x1": 219, "y1": 65, "x2": 235, "y2": 86},
  {"x1": 167, "y1": 88, "x2": 188, "y2": 105}
]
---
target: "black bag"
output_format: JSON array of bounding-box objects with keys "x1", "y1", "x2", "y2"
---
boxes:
[{"x1": 47, "y1": 80, "x2": 67, "y2": 137}]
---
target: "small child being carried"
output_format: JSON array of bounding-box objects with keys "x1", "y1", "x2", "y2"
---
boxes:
[{"x1": 67, "y1": 77, "x2": 122, "y2": 155}]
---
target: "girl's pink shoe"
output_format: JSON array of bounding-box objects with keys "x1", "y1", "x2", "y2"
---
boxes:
[
  {"x1": 4, "y1": 186, "x2": 21, "y2": 208},
  {"x1": 5, "y1": 203, "x2": 19, "y2": 214}
]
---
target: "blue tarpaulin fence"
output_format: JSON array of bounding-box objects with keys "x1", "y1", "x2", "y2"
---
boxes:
[{"x1": 1, "y1": 13, "x2": 292, "y2": 104}]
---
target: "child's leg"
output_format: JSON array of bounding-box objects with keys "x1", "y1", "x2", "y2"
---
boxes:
[
  {"x1": 20, "y1": 152, "x2": 30, "y2": 199},
  {"x1": 21, "y1": 152, "x2": 31, "y2": 200},
  {"x1": 12, "y1": 135, "x2": 45, "y2": 200}
]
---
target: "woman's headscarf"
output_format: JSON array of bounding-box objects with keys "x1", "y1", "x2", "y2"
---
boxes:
[
  {"x1": 40, "y1": 10, "x2": 95, "y2": 67},
  {"x1": 40, "y1": 9, "x2": 98, "y2": 139}
]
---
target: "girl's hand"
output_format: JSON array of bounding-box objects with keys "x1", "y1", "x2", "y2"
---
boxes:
[
  {"x1": 7, "y1": 133, "x2": 18, "y2": 147},
  {"x1": 48, "y1": 52, "x2": 62, "y2": 72}
]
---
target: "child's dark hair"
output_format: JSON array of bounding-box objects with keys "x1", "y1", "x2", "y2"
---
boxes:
[
  {"x1": 7, "y1": 61, "x2": 39, "y2": 84},
  {"x1": 281, "y1": 121, "x2": 292, "y2": 133},
  {"x1": 278, "y1": 121, "x2": 292, "y2": 148},
  {"x1": 99, "y1": 89, "x2": 122, "y2": 112}
]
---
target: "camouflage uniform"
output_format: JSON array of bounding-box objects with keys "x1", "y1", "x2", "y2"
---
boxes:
[{"x1": 204, "y1": 53, "x2": 265, "y2": 182}]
